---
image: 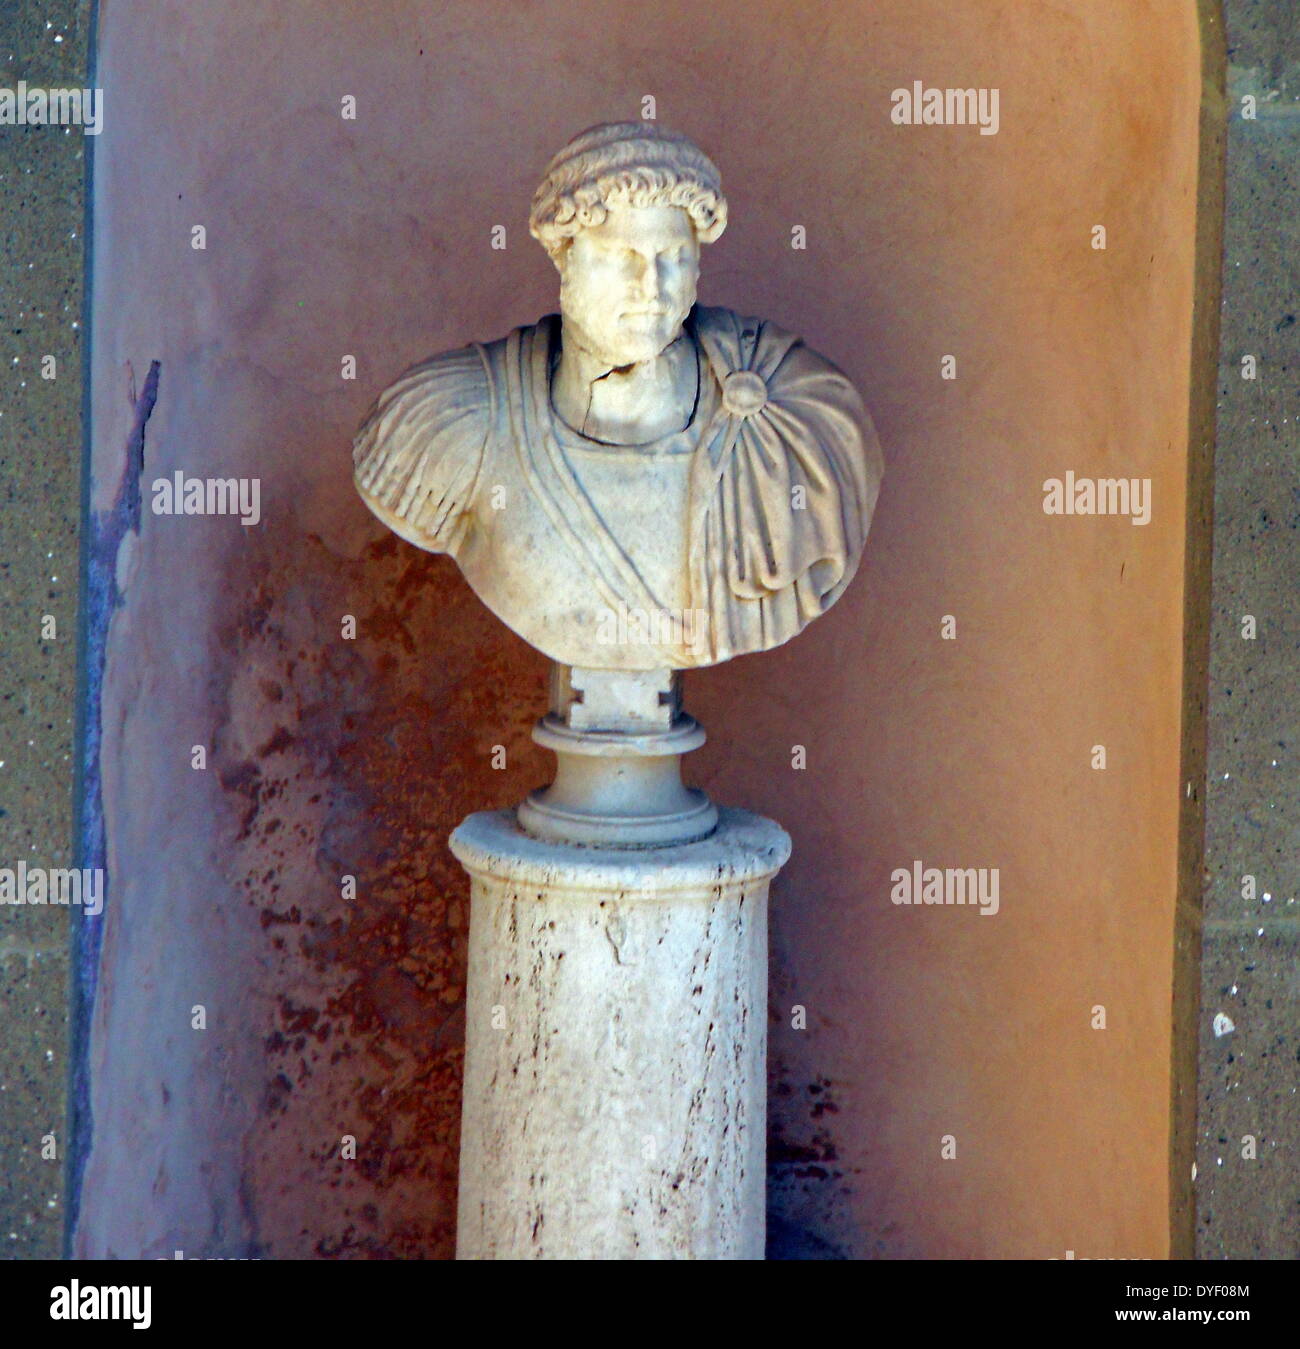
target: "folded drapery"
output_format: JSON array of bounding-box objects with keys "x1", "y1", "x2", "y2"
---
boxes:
[{"x1": 353, "y1": 304, "x2": 883, "y2": 667}]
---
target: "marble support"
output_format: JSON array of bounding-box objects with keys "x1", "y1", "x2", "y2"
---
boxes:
[{"x1": 451, "y1": 807, "x2": 790, "y2": 1259}]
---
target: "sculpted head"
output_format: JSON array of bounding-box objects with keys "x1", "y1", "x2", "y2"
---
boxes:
[{"x1": 529, "y1": 122, "x2": 727, "y2": 366}]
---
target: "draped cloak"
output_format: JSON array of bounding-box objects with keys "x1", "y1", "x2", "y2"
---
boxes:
[{"x1": 353, "y1": 305, "x2": 883, "y2": 669}]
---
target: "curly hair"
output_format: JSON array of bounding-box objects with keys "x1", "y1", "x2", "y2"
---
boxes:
[{"x1": 529, "y1": 121, "x2": 727, "y2": 267}]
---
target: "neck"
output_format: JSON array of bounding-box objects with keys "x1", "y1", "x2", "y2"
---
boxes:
[{"x1": 552, "y1": 322, "x2": 697, "y2": 445}]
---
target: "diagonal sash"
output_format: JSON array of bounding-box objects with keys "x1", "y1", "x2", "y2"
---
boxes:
[{"x1": 504, "y1": 315, "x2": 670, "y2": 617}]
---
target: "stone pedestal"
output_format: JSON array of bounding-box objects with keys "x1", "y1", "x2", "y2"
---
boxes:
[
  {"x1": 516, "y1": 665, "x2": 718, "y2": 847},
  {"x1": 450, "y1": 807, "x2": 791, "y2": 1260}
]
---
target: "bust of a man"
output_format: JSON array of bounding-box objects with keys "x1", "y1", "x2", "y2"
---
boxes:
[{"x1": 354, "y1": 121, "x2": 883, "y2": 671}]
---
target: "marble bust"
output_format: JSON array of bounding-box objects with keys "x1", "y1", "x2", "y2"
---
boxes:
[{"x1": 353, "y1": 121, "x2": 883, "y2": 672}]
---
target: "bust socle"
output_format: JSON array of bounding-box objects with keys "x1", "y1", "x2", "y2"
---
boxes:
[{"x1": 353, "y1": 121, "x2": 883, "y2": 674}]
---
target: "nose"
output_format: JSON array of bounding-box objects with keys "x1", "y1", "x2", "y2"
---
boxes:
[{"x1": 627, "y1": 254, "x2": 662, "y2": 305}]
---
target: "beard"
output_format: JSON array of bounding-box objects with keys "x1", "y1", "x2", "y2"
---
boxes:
[
  {"x1": 599, "y1": 314, "x2": 681, "y2": 366},
  {"x1": 560, "y1": 285, "x2": 693, "y2": 369}
]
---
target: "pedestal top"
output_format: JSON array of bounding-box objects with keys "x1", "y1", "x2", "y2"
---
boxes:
[{"x1": 450, "y1": 806, "x2": 791, "y2": 893}]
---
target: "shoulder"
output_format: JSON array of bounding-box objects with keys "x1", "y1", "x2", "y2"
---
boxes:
[
  {"x1": 352, "y1": 343, "x2": 493, "y2": 552},
  {"x1": 692, "y1": 304, "x2": 837, "y2": 383},
  {"x1": 354, "y1": 343, "x2": 491, "y2": 454},
  {"x1": 692, "y1": 304, "x2": 861, "y2": 405},
  {"x1": 695, "y1": 303, "x2": 882, "y2": 484},
  {"x1": 692, "y1": 304, "x2": 766, "y2": 357}
]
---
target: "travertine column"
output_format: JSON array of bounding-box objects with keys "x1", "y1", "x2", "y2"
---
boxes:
[{"x1": 451, "y1": 807, "x2": 790, "y2": 1260}]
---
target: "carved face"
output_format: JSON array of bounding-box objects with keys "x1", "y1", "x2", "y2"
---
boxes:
[{"x1": 558, "y1": 201, "x2": 700, "y2": 366}]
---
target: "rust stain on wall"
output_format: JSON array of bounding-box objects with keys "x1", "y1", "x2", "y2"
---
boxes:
[{"x1": 208, "y1": 530, "x2": 543, "y2": 1257}]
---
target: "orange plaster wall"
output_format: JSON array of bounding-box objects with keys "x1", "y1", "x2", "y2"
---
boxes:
[{"x1": 78, "y1": 0, "x2": 1201, "y2": 1257}]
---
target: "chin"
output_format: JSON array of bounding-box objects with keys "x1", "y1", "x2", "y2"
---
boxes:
[{"x1": 604, "y1": 323, "x2": 680, "y2": 366}]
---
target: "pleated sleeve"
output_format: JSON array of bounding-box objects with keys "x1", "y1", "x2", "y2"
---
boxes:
[{"x1": 352, "y1": 344, "x2": 491, "y2": 554}]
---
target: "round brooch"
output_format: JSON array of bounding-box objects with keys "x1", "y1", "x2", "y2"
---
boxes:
[{"x1": 721, "y1": 369, "x2": 768, "y2": 417}]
